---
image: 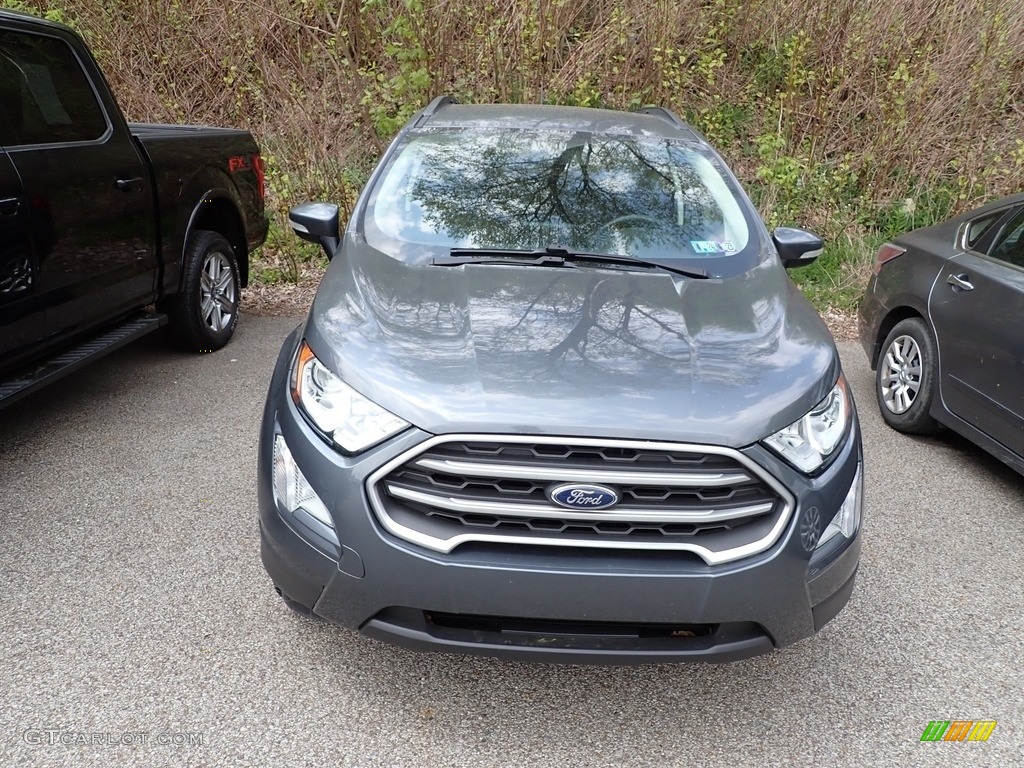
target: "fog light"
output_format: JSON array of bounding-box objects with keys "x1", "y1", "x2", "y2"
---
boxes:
[
  {"x1": 273, "y1": 435, "x2": 339, "y2": 551},
  {"x1": 817, "y1": 464, "x2": 862, "y2": 549}
]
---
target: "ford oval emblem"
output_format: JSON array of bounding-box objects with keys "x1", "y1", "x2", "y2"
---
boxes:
[{"x1": 548, "y1": 483, "x2": 621, "y2": 511}]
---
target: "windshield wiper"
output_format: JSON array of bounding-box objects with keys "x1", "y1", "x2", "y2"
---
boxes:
[{"x1": 433, "y1": 246, "x2": 708, "y2": 279}]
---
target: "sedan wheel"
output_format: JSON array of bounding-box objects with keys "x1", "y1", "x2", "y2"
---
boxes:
[
  {"x1": 879, "y1": 334, "x2": 922, "y2": 414},
  {"x1": 875, "y1": 317, "x2": 940, "y2": 434}
]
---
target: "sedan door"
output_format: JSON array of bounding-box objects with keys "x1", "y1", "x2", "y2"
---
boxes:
[{"x1": 929, "y1": 205, "x2": 1024, "y2": 456}]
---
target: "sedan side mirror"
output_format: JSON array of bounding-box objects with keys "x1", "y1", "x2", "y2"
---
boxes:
[
  {"x1": 773, "y1": 227, "x2": 824, "y2": 269},
  {"x1": 289, "y1": 202, "x2": 340, "y2": 261}
]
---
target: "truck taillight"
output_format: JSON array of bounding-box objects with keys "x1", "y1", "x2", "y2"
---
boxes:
[
  {"x1": 873, "y1": 243, "x2": 906, "y2": 274},
  {"x1": 252, "y1": 153, "x2": 266, "y2": 202}
]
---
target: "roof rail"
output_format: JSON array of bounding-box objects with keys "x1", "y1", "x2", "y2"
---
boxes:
[
  {"x1": 635, "y1": 104, "x2": 708, "y2": 144},
  {"x1": 635, "y1": 105, "x2": 688, "y2": 130},
  {"x1": 414, "y1": 95, "x2": 459, "y2": 127}
]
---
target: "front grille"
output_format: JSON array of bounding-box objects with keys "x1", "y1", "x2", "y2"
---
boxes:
[{"x1": 367, "y1": 435, "x2": 793, "y2": 564}]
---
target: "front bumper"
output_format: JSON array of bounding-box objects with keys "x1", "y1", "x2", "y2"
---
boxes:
[{"x1": 258, "y1": 330, "x2": 864, "y2": 664}]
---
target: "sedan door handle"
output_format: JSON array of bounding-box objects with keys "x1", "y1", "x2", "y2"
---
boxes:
[
  {"x1": 115, "y1": 176, "x2": 144, "y2": 192},
  {"x1": 946, "y1": 273, "x2": 974, "y2": 291}
]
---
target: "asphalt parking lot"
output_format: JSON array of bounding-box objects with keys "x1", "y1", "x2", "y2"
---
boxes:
[{"x1": 1, "y1": 314, "x2": 1022, "y2": 768}]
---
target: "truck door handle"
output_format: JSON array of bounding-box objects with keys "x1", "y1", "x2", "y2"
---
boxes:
[
  {"x1": 0, "y1": 196, "x2": 20, "y2": 217},
  {"x1": 115, "y1": 177, "x2": 144, "y2": 192},
  {"x1": 946, "y1": 273, "x2": 974, "y2": 291}
]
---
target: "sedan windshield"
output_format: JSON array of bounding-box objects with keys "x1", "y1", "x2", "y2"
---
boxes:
[{"x1": 367, "y1": 128, "x2": 757, "y2": 267}]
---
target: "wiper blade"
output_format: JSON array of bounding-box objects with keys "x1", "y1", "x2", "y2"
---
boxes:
[
  {"x1": 433, "y1": 250, "x2": 578, "y2": 270},
  {"x1": 434, "y1": 246, "x2": 709, "y2": 279},
  {"x1": 540, "y1": 247, "x2": 711, "y2": 280}
]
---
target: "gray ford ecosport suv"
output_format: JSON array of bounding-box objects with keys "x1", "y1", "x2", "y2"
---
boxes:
[{"x1": 258, "y1": 99, "x2": 863, "y2": 663}]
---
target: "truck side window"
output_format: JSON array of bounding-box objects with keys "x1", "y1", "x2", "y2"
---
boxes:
[{"x1": 0, "y1": 30, "x2": 107, "y2": 146}]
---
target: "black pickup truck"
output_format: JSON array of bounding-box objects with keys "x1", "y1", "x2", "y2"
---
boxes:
[{"x1": 0, "y1": 10, "x2": 267, "y2": 408}]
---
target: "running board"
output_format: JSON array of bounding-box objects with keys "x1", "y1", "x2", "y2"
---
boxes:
[{"x1": 0, "y1": 312, "x2": 168, "y2": 408}]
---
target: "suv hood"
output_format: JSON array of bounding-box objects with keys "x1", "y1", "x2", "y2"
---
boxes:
[{"x1": 304, "y1": 238, "x2": 840, "y2": 448}]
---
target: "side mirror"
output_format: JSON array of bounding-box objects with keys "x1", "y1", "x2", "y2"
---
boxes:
[
  {"x1": 773, "y1": 226, "x2": 824, "y2": 269},
  {"x1": 289, "y1": 202, "x2": 340, "y2": 261}
]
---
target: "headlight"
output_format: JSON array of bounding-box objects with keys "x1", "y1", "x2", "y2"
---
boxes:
[
  {"x1": 764, "y1": 377, "x2": 851, "y2": 473},
  {"x1": 292, "y1": 340, "x2": 410, "y2": 453}
]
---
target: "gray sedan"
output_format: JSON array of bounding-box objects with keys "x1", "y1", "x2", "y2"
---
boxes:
[{"x1": 859, "y1": 192, "x2": 1024, "y2": 474}]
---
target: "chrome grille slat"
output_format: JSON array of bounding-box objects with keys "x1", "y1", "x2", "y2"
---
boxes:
[
  {"x1": 386, "y1": 484, "x2": 775, "y2": 523},
  {"x1": 366, "y1": 435, "x2": 795, "y2": 565},
  {"x1": 413, "y1": 457, "x2": 751, "y2": 486}
]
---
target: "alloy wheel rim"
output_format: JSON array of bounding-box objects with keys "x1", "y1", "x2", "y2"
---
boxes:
[
  {"x1": 879, "y1": 334, "x2": 923, "y2": 414},
  {"x1": 199, "y1": 251, "x2": 236, "y2": 332}
]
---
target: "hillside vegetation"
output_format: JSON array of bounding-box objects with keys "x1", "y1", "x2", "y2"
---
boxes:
[{"x1": 5, "y1": 0, "x2": 1024, "y2": 309}]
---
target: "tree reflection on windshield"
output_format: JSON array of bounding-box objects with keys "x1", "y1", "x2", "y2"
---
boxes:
[{"x1": 371, "y1": 130, "x2": 748, "y2": 259}]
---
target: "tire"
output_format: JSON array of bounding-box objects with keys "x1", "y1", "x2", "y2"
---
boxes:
[
  {"x1": 165, "y1": 230, "x2": 240, "y2": 352},
  {"x1": 875, "y1": 317, "x2": 941, "y2": 434}
]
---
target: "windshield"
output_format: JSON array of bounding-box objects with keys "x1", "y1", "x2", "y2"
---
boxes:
[{"x1": 366, "y1": 128, "x2": 758, "y2": 269}]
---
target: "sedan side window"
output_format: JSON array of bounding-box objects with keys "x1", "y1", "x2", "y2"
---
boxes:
[
  {"x1": 964, "y1": 212, "x2": 1001, "y2": 250},
  {"x1": 988, "y1": 207, "x2": 1024, "y2": 269},
  {"x1": 0, "y1": 30, "x2": 107, "y2": 146}
]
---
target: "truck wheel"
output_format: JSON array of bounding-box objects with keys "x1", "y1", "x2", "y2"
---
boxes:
[{"x1": 167, "y1": 230, "x2": 240, "y2": 351}]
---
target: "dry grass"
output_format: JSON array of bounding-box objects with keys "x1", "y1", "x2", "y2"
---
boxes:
[{"x1": 8, "y1": 0, "x2": 1024, "y2": 293}]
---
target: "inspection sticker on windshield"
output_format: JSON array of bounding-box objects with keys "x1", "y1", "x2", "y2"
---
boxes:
[{"x1": 691, "y1": 240, "x2": 735, "y2": 253}]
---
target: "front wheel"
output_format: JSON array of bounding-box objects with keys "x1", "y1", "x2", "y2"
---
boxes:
[
  {"x1": 875, "y1": 317, "x2": 940, "y2": 434},
  {"x1": 165, "y1": 230, "x2": 240, "y2": 352}
]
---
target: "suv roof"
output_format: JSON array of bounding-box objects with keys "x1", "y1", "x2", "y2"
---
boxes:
[{"x1": 415, "y1": 99, "x2": 706, "y2": 144}]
